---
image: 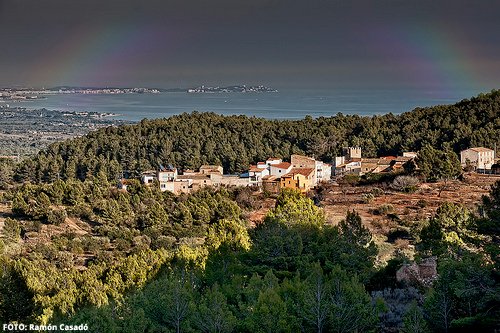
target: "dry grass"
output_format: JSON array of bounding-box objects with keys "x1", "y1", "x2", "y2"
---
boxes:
[{"x1": 319, "y1": 174, "x2": 499, "y2": 264}]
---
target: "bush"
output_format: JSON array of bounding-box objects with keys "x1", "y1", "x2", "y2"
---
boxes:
[
  {"x1": 361, "y1": 172, "x2": 397, "y2": 185},
  {"x1": 371, "y1": 187, "x2": 385, "y2": 197},
  {"x1": 371, "y1": 287, "x2": 423, "y2": 332},
  {"x1": 47, "y1": 208, "x2": 67, "y2": 225},
  {"x1": 69, "y1": 203, "x2": 93, "y2": 220},
  {"x1": 391, "y1": 176, "x2": 420, "y2": 193},
  {"x1": 362, "y1": 193, "x2": 375, "y2": 204},
  {"x1": 21, "y1": 220, "x2": 43, "y2": 233},
  {"x1": 372, "y1": 204, "x2": 394, "y2": 215},
  {"x1": 341, "y1": 174, "x2": 361, "y2": 186},
  {"x1": 115, "y1": 238, "x2": 132, "y2": 252},
  {"x1": 68, "y1": 239, "x2": 84, "y2": 255},
  {"x1": 234, "y1": 187, "x2": 257, "y2": 209},
  {"x1": 152, "y1": 235, "x2": 177, "y2": 250},
  {"x1": 3, "y1": 218, "x2": 21, "y2": 242},
  {"x1": 82, "y1": 236, "x2": 110, "y2": 253}
]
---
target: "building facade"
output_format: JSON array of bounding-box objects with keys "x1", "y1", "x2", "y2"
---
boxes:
[{"x1": 460, "y1": 147, "x2": 495, "y2": 170}]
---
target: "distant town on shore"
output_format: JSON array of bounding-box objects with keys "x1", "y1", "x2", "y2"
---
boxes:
[{"x1": 0, "y1": 84, "x2": 277, "y2": 101}]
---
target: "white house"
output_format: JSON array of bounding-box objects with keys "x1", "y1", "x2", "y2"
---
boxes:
[
  {"x1": 314, "y1": 160, "x2": 332, "y2": 184},
  {"x1": 460, "y1": 147, "x2": 495, "y2": 170},
  {"x1": 403, "y1": 152, "x2": 418, "y2": 158},
  {"x1": 266, "y1": 157, "x2": 282, "y2": 166},
  {"x1": 158, "y1": 168, "x2": 177, "y2": 181},
  {"x1": 270, "y1": 162, "x2": 292, "y2": 177},
  {"x1": 334, "y1": 161, "x2": 362, "y2": 176},
  {"x1": 141, "y1": 171, "x2": 157, "y2": 185},
  {"x1": 249, "y1": 165, "x2": 269, "y2": 186}
]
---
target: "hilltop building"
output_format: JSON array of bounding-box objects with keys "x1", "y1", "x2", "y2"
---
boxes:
[
  {"x1": 333, "y1": 147, "x2": 416, "y2": 176},
  {"x1": 136, "y1": 154, "x2": 333, "y2": 195},
  {"x1": 280, "y1": 168, "x2": 315, "y2": 193},
  {"x1": 252, "y1": 155, "x2": 332, "y2": 193},
  {"x1": 460, "y1": 147, "x2": 496, "y2": 170},
  {"x1": 269, "y1": 161, "x2": 291, "y2": 176},
  {"x1": 141, "y1": 171, "x2": 157, "y2": 185}
]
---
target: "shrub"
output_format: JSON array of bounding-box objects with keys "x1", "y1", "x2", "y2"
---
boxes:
[
  {"x1": 69, "y1": 203, "x2": 93, "y2": 220},
  {"x1": 3, "y1": 218, "x2": 21, "y2": 242},
  {"x1": 372, "y1": 204, "x2": 394, "y2": 215},
  {"x1": 22, "y1": 220, "x2": 43, "y2": 233},
  {"x1": 391, "y1": 176, "x2": 420, "y2": 193},
  {"x1": 152, "y1": 235, "x2": 177, "y2": 250},
  {"x1": 341, "y1": 174, "x2": 361, "y2": 186},
  {"x1": 115, "y1": 238, "x2": 132, "y2": 252},
  {"x1": 362, "y1": 193, "x2": 375, "y2": 204},
  {"x1": 234, "y1": 187, "x2": 257, "y2": 209},
  {"x1": 68, "y1": 239, "x2": 84, "y2": 255},
  {"x1": 47, "y1": 208, "x2": 67, "y2": 225},
  {"x1": 371, "y1": 187, "x2": 385, "y2": 197}
]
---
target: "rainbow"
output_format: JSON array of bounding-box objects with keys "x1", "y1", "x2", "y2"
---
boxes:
[
  {"x1": 359, "y1": 20, "x2": 486, "y2": 95},
  {"x1": 29, "y1": 21, "x2": 171, "y2": 87}
]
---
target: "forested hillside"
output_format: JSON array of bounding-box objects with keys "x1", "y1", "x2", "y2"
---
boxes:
[
  {"x1": 15, "y1": 90, "x2": 500, "y2": 182},
  {"x1": 1, "y1": 91, "x2": 500, "y2": 332},
  {"x1": 2, "y1": 184, "x2": 499, "y2": 332}
]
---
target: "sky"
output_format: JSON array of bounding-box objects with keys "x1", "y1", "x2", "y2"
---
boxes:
[{"x1": 0, "y1": 0, "x2": 499, "y2": 91}]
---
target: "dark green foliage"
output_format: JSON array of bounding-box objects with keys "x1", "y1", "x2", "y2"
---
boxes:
[
  {"x1": 416, "y1": 182, "x2": 500, "y2": 332},
  {"x1": 7, "y1": 176, "x2": 499, "y2": 331},
  {"x1": 16, "y1": 90, "x2": 500, "y2": 183},
  {"x1": 328, "y1": 266, "x2": 378, "y2": 333},
  {"x1": 417, "y1": 203, "x2": 476, "y2": 256},
  {"x1": 2, "y1": 218, "x2": 21, "y2": 243},
  {"x1": 4, "y1": 91, "x2": 500, "y2": 330},
  {"x1": 47, "y1": 208, "x2": 67, "y2": 225},
  {"x1": 368, "y1": 256, "x2": 408, "y2": 290},
  {"x1": 402, "y1": 300, "x2": 430, "y2": 333},
  {"x1": 0, "y1": 257, "x2": 35, "y2": 322},
  {"x1": 195, "y1": 284, "x2": 237, "y2": 333},
  {"x1": 0, "y1": 158, "x2": 15, "y2": 189},
  {"x1": 478, "y1": 180, "x2": 500, "y2": 269},
  {"x1": 62, "y1": 306, "x2": 118, "y2": 333},
  {"x1": 247, "y1": 286, "x2": 297, "y2": 333},
  {"x1": 245, "y1": 196, "x2": 377, "y2": 281},
  {"x1": 417, "y1": 144, "x2": 462, "y2": 182}
]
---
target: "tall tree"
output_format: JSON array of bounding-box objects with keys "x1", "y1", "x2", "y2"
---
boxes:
[
  {"x1": 195, "y1": 285, "x2": 237, "y2": 333},
  {"x1": 301, "y1": 264, "x2": 329, "y2": 333}
]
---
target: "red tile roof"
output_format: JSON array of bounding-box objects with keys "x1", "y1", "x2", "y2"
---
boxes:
[
  {"x1": 283, "y1": 168, "x2": 315, "y2": 178},
  {"x1": 249, "y1": 166, "x2": 266, "y2": 172},
  {"x1": 272, "y1": 162, "x2": 291, "y2": 169}
]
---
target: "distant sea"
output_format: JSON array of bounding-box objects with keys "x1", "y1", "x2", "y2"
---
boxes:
[{"x1": 7, "y1": 87, "x2": 485, "y2": 122}]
